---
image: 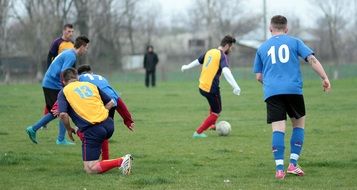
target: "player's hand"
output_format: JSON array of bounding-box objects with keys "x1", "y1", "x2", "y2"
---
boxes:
[
  {"x1": 127, "y1": 123, "x2": 135, "y2": 132},
  {"x1": 181, "y1": 65, "x2": 188, "y2": 72},
  {"x1": 67, "y1": 128, "x2": 76, "y2": 142},
  {"x1": 233, "y1": 87, "x2": 241, "y2": 96},
  {"x1": 322, "y1": 78, "x2": 331, "y2": 92},
  {"x1": 51, "y1": 108, "x2": 60, "y2": 117}
]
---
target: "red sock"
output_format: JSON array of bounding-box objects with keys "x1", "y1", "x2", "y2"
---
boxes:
[
  {"x1": 95, "y1": 158, "x2": 123, "y2": 173},
  {"x1": 196, "y1": 113, "x2": 219, "y2": 134},
  {"x1": 101, "y1": 139, "x2": 109, "y2": 160},
  {"x1": 116, "y1": 98, "x2": 134, "y2": 127}
]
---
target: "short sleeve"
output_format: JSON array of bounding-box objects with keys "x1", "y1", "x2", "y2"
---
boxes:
[
  {"x1": 98, "y1": 87, "x2": 112, "y2": 105},
  {"x1": 297, "y1": 39, "x2": 314, "y2": 61},
  {"x1": 57, "y1": 90, "x2": 68, "y2": 113},
  {"x1": 219, "y1": 53, "x2": 229, "y2": 68},
  {"x1": 253, "y1": 52, "x2": 263, "y2": 73},
  {"x1": 197, "y1": 52, "x2": 206, "y2": 64}
]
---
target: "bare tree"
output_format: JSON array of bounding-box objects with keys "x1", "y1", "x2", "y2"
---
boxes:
[
  {"x1": 188, "y1": 0, "x2": 261, "y2": 47},
  {"x1": 0, "y1": 0, "x2": 11, "y2": 57},
  {"x1": 314, "y1": 0, "x2": 349, "y2": 66}
]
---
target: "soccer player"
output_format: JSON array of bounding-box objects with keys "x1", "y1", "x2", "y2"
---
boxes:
[
  {"x1": 253, "y1": 15, "x2": 331, "y2": 179},
  {"x1": 41, "y1": 24, "x2": 75, "y2": 123},
  {"x1": 25, "y1": 36, "x2": 90, "y2": 145},
  {"x1": 58, "y1": 68, "x2": 133, "y2": 174},
  {"x1": 77, "y1": 64, "x2": 135, "y2": 160},
  {"x1": 181, "y1": 35, "x2": 241, "y2": 138},
  {"x1": 47, "y1": 24, "x2": 74, "y2": 69}
]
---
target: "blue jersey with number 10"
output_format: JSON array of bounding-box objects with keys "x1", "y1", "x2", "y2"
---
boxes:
[
  {"x1": 79, "y1": 73, "x2": 120, "y2": 106},
  {"x1": 253, "y1": 34, "x2": 313, "y2": 100}
]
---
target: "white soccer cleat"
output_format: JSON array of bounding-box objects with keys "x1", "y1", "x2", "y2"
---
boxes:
[{"x1": 119, "y1": 154, "x2": 133, "y2": 175}]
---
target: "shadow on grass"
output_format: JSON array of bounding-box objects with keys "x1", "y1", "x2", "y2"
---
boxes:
[
  {"x1": 0, "y1": 131, "x2": 9, "y2": 135},
  {"x1": 132, "y1": 176, "x2": 173, "y2": 187},
  {"x1": 304, "y1": 159, "x2": 357, "y2": 168},
  {"x1": 0, "y1": 151, "x2": 45, "y2": 166}
]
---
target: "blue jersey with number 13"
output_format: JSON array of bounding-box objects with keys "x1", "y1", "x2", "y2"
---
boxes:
[{"x1": 253, "y1": 34, "x2": 313, "y2": 100}]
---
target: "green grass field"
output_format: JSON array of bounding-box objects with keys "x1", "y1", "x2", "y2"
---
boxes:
[{"x1": 0, "y1": 78, "x2": 357, "y2": 190}]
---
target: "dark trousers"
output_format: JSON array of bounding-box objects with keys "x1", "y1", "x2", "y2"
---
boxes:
[{"x1": 145, "y1": 69, "x2": 156, "y2": 87}]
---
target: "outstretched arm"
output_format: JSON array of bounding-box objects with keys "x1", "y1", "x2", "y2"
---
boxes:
[
  {"x1": 181, "y1": 59, "x2": 200, "y2": 72},
  {"x1": 307, "y1": 55, "x2": 331, "y2": 92},
  {"x1": 222, "y1": 67, "x2": 241, "y2": 95}
]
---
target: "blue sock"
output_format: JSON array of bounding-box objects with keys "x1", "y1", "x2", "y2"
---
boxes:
[
  {"x1": 32, "y1": 113, "x2": 56, "y2": 131},
  {"x1": 290, "y1": 127, "x2": 304, "y2": 166},
  {"x1": 272, "y1": 131, "x2": 285, "y2": 171},
  {"x1": 57, "y1": 120, "x2": 66, "y2": 141}
]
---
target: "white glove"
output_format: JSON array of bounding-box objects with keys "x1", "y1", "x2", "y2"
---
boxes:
[
  {"x1": 181, "y1": 65, "x2": 189, "y2": 72},
  {"x1": 233, "y1": 87, "x2": 241, "y2": 96}
]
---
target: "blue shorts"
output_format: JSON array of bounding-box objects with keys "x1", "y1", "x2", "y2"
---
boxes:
[
  {"x1": 199, "y1": 88, "x2": 222, "y2": 114},
  {"x1": 82, "y1": 118, "x2": 114, "y2": 161}
]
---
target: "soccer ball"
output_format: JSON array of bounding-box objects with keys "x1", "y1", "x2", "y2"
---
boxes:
[{"x1": 216, "y1": 121, "x2": 231, "y2": 136}]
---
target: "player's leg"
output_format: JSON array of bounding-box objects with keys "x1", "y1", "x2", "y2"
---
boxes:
[
  {"x1": 26, "y1": 113, "x2": 56, "y2": 144},
  {"x1": 42, "y1": 106, "x2": 49, "y2": 129},
  {"x1": 286, "y1": 95, "x2": 306, "y2": 176},
  {"x1": 25, "y1": 87, "x2": 59, "y2": 144},
  {"x1": 82, "y1": 118, "x2": 132, "y2": 174},
  {"x1": 194, "y1": 89, "x2": 220, "y2": 138},
  {"x1": 101, "y1": 139, "x2": 109, "y2": 160},
  {"x1": 266, "y1": 95, "x2": 287, "y2": 179},
  {"x1": 56, "y1": 120, "x2": 74, "y2": 145},
  {"x1": 116, "y1": 98, "x2": 134, "y2": 130}
]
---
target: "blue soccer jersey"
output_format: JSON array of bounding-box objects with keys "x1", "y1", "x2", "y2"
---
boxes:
[
  {"x1": 253, "y1": 34, "x2": 313, "y2": 100},
  {"x1": 42, "y1": 49, "x2": 77, "y2": 90},
  {"x1": 79, "y1": 73, "x2": 120, "y2": 106}
]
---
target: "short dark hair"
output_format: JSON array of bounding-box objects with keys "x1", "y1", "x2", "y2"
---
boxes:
[
  {"x1": 77, "y1": 64, "x2": 92, "y2": 75},
  {"x1": 147, "y1": 45, "x2": 153, "y2": 50},
  {"x1": 61, "y1": 68, "x2": 78, "y2": 83},
  {"x1": 63, "y1": 24, "x2": 73, "y2": 30},
  {"x1": 220, "y1": 35, "x2": 236, "y2": 47},
  {"x1": 271, "y1": 15, "x2": 287, "y2": 30},
  {"x1": 74, "y1": 35, "x2": 90, "y2": 49}
]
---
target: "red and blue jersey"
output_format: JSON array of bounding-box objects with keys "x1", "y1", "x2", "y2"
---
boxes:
[
  {"x1": 253, "y1": 34, "x2": 313, "y2": 100},
  {"x1": 57, "y1": 81, "x2": 112, "y2": 131},
  {"x1": 42, "y1": 49, "x2": 77, "y2": 90},
  {"x1": 198, "y1": 49, "x2": 229, "y2": 94}
]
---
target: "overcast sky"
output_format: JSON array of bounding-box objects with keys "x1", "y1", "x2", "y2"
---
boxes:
[{"x1": 158, "y1": 0, "x2": 314, "y2": 27}]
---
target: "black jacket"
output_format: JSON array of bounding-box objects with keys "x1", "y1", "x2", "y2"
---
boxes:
[{"x1": 143, "y1": 52, "x2": 159, "y2": 71}]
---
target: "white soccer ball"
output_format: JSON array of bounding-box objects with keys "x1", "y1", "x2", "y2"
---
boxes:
[{"x1": 216, "y1": 121, "x2": 231, "y2": 136}]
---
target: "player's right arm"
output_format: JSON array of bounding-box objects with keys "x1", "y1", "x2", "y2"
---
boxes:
[
  {"x1": 307, "y1": 55, "x2": 331, "y2": 92},
  {"x1": 181, "y1": 52, "x2": 205, "y2": 72},
  {"x1": 253, "y1": 51, "x2": 263, "y2": 84},
  {"x1": 47, "y1": 39, "x2": 60, "y2": 68},
  {"x1": 57, "y1": 91, "x2": 76, "y2": 141}
]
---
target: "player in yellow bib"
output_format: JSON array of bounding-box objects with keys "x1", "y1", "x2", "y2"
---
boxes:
[
  {"x1": 57, "y1": 68, "x2": 133, "y2": 175},
  {"x1": 181, "y1": 35, "x2": 241, "y2": 138}
]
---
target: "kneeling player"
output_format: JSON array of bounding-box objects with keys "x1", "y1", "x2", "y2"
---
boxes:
[{"x1": 57, "y1": 68, "x2": 133, "y2": 174}]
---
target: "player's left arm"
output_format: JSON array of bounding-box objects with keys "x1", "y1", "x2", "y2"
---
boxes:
[
  {"x1": 307, "y1": 54, "x2": 331, "y2": 92},
  {"x1": 255, "y1": 73, "x2": 263, "y2": 84},
  {"x1": 98, "y1": 88, "x2": 116, "y2": 110}
]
